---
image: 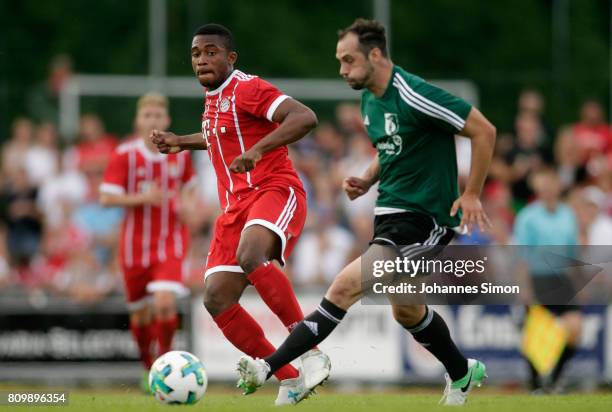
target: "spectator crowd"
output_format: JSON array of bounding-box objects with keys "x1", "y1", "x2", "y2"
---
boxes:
[{"x1": 1, "y1": 90, "x2": 611, "y2": 306}]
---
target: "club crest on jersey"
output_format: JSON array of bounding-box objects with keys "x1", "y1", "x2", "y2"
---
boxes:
[
  {"x1": 220, "y1": 97, "x2": 231, "y2": 113},
  {"x1": 137, "y1": 167, "x2": 146, "y2": 177},
  {"x1": 384, "y1": 113, "x2": 399, "y2": 135},
  {"x1": 169, "y1": 163, "x2": 179, "y2": 177}
]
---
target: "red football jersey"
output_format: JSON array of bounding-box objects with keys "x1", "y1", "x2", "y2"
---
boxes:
[
  {"x1": 202, "y1": 69, "x2": 305, "y2": 212},
  {"x1": 100, "y1": 138, "x2": 195, "y2": 268}
]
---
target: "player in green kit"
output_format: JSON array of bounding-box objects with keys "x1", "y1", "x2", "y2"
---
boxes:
[{"x1": 236, "y1": 18, "x2": 496, "y2": 406}]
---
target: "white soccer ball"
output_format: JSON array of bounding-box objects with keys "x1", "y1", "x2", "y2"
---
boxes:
[{"x1": 149, "y1": 350, "x2": 208, "y2": 405}]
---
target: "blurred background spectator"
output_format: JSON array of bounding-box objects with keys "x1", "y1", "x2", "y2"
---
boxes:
[
  {"x1": 0, "y1": 166, "x2": 43, "y2": 283},
  {"x1": 24, "y1": 122, "x2": 60, "y2": 187},
  {"x1": 67, "y1": 113, "x2": 118, "y2": 172},
  {"x1": 2, "y1": 118, "x2": 35, "y2": 182},
  {"x1": 572, "y1": 100, "x2": 611, "y2": 170},
  {"x1": 27, "y1": 54, "x2": 74, "y2": 124},
  {"x1": 1, "y1": 89, "x2": 610, "y2": 302}
]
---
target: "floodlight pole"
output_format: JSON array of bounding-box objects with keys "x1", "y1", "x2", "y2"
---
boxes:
[
  {"x1": 149, "y1": 0, "x2": 167, "y2": 81},
  {"x1": 373, "y1": 0, "x2": 391, "y2": 56}
]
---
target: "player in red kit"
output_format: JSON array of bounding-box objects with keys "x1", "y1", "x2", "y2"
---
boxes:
[
  {"x1": 100, "y1": 93, "x2": 196, "y2": 390},
  {"x1": 151, "y1": 24, "x2": 330, "y2": 405}
]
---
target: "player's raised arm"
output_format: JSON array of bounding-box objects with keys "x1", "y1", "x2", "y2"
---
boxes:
[
  {"x1": 257, "y1": 98, "x2": 318, "y2": 151},
  {"x1": 449, "y1": 107, "x2": 496, "y2": 233},
  {"x1": 229, "y1": 99, "x2": 318, "y2": 173},
  {"x1": 151, "y1": 130, "x2": 208, "y2": 153}
]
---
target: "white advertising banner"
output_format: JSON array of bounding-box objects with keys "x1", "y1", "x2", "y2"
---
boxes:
[
  {"x1": 192, "y1": 292, "x2": 611, "y2": 383},
  {"x1": 606, "y1": 305, "x2": 612, "y2": 380},
  {"x1": 191, "y1": 291, "x2": 404, "y2": 381}
]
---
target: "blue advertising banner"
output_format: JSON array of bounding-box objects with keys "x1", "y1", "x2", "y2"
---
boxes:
[{"x1": 400, "y1": 305, "x2": 608, "y2": 384}]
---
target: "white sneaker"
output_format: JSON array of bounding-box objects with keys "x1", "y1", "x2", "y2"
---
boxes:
[
  {"x1": 439, "y1": 358, "x2": 487, "y2": 406},
  {"x1": 274, "y1": 371, "x2": 310, "y2": 406},
  {"x1": 300, "y1": 349, "x2": 331, "y2": 390},
  {"x1": 236, "y1": 355, "x2": 269, "y2": 395}
]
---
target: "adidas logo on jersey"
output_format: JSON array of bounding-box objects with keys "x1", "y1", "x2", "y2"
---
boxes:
[
  {"x1": 304, "y1": 320, "x2": 318, "y2": 336},
  {"x1": 363, "y1": 115, "x2": 370, "y2": 126}
]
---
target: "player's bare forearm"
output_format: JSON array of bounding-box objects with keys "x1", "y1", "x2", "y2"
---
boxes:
[
  {"x1": 99, "y1": 193, "x2": 148, "y2": 208},
  {"x1": 151, "y1": 130, "x2": 207, "y2": 153},
  {"x1": 99, "y1": 183, "x2": 167, "y2": 207},
  {"x1": 460, "y1": 108, "x2": 496, "y2": 196},
  {"x1": 449, "y1": 108, "x2": 495, "y2": 232},
  {"x1": 343, "y1": 154, "x2": 379, "y2": 200},
  {"x1": 177, "y1": 133, "x2": 208, "y2": 150},
  {"x1": 229, "y1": 99, "x2": 316, "y2": 173},
  {"x1": 250, "y1": 99, "x2": 318, "y2": 155},
  {"x1": 361, "y1": 153, "x2": 380, "y2": 186}
]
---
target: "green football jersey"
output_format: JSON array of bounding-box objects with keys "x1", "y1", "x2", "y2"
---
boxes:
[{"x1": 361, "y1": 65, "x2": 472, "y2": 228}]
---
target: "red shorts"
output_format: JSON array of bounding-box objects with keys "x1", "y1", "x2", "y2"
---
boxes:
[
  {"x1": 121, "y1": 257, "x2": 187, "y2": 311},
  {"x1": 204, "y1": 185, "x2": 306, "y2": 280}
]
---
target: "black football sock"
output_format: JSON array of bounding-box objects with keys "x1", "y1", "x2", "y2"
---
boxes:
[
  {"x1": 527, "y1": 360, "x2": 542, "y2": 390},
  {"x1": 551, "y1": 344, "x2": 576, "y2": 385},
  {"x1": 405, "y1": 306, "x2": 468, "y2": 381},
  {"x1": 264, "y1": 297, "x2": 346, "y2": 379}
]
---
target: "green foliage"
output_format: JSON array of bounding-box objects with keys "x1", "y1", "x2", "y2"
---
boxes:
[{"x1": 0, "y1": 0, "x2": 609, "y2": 138}]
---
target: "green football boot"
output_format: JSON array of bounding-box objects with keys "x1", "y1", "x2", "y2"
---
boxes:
[{"x1": 439, "y1": 358, "x2": 487, "y2": 406}]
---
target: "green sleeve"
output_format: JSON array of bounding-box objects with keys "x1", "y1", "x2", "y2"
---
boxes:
[{"x1": 394, "y1": 74, "x2": 472, "y2": 134}]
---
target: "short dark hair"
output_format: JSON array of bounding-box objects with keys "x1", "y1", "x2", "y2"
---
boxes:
[
  {"x1": 338, "y1": 18, "x2": 387, "y2": 57},
  {"x1": 193, "y1": 23, "x2": 234, "y2": 50}
]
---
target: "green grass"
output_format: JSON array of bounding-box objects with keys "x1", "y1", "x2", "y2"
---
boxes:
[{"x1": 1, "y1": 387, "x2": 612, "y2": 412}]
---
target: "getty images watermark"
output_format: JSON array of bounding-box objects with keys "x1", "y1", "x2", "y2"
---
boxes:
[
  {"x1": 370, "y1": 255, "x2": 520, "y2": 295},
  {"x1": 360, "y1": 245, "x2": 612, "y2": 305}
]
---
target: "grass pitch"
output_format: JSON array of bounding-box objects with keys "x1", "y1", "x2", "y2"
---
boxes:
[{"x1": 1, "y1": 386, "x2": 611, "y2": 412}]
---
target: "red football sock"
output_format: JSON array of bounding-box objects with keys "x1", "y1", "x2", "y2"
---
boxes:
[
  {"x1": 213, "y1": 303, "x2": 299, "y2": 381},
  {"x1": 129, "y1": 321, "x2": 154, "y2": 370},
  {"x1": 247, "y1": 263, "x2": 304, "y2": 332},
  {"x1": 155, "y1": 315, "x2": 179, "y2": 356}
]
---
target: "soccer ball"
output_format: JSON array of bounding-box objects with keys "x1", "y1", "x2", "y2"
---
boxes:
[{"x1": 149, "y1": 351, "x2": 208, "y2": 405}]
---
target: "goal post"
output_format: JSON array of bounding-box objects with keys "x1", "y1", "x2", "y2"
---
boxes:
[{"x1": 59, "y1": 74, "x2": 478, "y2": 139}]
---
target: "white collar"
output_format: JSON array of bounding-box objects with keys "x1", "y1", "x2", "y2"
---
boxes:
[
  {"x1": 206, "y1": 70, "x2": 238, "y2": 96},
  {"x1": 136, "y1": 138, "x2": 165, "y2": 161}
]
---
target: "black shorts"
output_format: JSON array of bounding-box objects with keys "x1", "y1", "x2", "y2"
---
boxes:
[
  {"x1": 543, "y1": 305, "x2": 581, "y2": 316},
  {"x1": 370, "y1": 212, "x2": 454, "y2": 257}
]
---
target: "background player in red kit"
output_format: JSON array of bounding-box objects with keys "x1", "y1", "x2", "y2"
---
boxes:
[
  {"x1": 100, "y1": 93, "x2": 196, "y2": 389},
  {"x1": 151, "y1": 24, "x2": 330, "y2": 405}
]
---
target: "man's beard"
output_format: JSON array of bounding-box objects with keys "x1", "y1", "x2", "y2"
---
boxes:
[
  {"x1": 346, "y1": 64, "x2": 374, "y2": 90},
  {"x1": 348, "y1": 80, "x2": 366, "y2": 90}
]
